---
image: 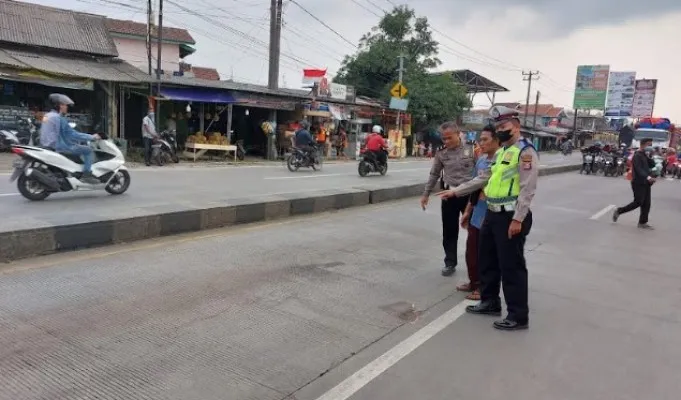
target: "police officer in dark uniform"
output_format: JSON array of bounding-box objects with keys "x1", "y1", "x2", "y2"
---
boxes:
[
  {"x1": 420, "y1": 121, "x2": 477, "y2": 276},
  {"x1": 463, "y1": 106, "x2": 539, "y2": 331}
]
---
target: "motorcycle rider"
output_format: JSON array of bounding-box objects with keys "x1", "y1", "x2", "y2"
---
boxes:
[
  {"x1": 365, "y1": 125, "x2": 388, "y2": 167},
  {"x1": 39, "y1": 93, "x2": 99, "y2": 184},
  {"x1": 294, "y1": 120, "x2": 315, "y2": 163}
]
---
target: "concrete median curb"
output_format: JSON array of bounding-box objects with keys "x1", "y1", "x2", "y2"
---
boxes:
[{"x1": 0, "y1": 163, "x2": 581, "y2": 262}]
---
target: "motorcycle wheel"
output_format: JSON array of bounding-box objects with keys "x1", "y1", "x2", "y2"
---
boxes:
[
  {"x1": 358, "y1": 161, "x2": 370, "y2": 177},
  {"x1": 311, "y1": 152, "x2": 323, "y2": 171},
  {"x1": 379, "y1": 162, "x2": 388, "y2": 175},
  {"x1": 237, "y1": 149, "x2": 245, "y2": 161},
  {"x1": 105, "y1": 170, "x2": 131, "y2": 195},
  {"x1": 171, "y1": 153, "x2": 180, "y2": 163},
  {"x1": 17, "y1": 174, "x2": 50, "y2": 201},
  {"x1": 154, "y1": 152, "x2": 164, "y2": 166},
  {"x1": 286, "y1": 155, "x2": 300, "y2": 172}
]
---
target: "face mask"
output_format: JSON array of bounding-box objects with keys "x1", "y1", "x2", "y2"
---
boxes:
[{"x1": 497, "y1": 129, "x2": 512, "y2": 142}]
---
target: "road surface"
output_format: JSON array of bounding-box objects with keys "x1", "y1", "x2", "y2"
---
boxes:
[
  {"x1": 0, "y1": 171, "x2": 679, "y2": 400},
  {"x1": 0, "y1": 152, "x2": 580, "y2": 232}
]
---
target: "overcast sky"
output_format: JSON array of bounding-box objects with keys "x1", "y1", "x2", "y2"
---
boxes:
[{"x1": 24, "y1": 0, "x2": 681, "y2": 122}]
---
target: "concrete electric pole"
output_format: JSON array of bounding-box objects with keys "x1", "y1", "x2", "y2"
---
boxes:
[
  {"x1": 266, "y1": 0, "x2": 283, "y2": 160},
  {"x1": 396, "y1": 53, "x2": 405, "y2": 130},
  {"x1": 155, "y1": 0, "x2": 164, "y2": 127},
  {"x1": 522, "y1": 71, "x2": 539, "y2": 127},
  {"x1": 532, "y1": 90, "x2": 540, "y2": 128}
]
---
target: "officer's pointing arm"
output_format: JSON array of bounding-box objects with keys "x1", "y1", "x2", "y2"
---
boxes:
[
  {"x1": 448, "y1": 167, "x2": 490, "y2": 196},
  {"x1": 513, "y1": 147, "x2": 539, "y2": 222},
  {"x1": 423, "y1": 152, "x2": 443, "y2": 196}
]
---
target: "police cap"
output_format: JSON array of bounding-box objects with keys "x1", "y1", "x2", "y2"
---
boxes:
[{"x1": 489, "y1": 105, "x2": 519, "y2": 125}]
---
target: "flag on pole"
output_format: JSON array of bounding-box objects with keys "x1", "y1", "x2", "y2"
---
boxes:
[{"x1": 302, "y1": 68, "x2": 326, "y2": 86}]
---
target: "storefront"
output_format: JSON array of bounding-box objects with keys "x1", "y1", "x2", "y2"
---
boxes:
[{"x1": 0, "y1": 70, "x2": 102, "y2": 132}]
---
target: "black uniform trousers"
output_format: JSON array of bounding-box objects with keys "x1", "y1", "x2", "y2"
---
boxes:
[
  {"x1": 617, "y1": 182, "x2": 651, "y2": 225},
  {"x1": 441, "y1": 195, "x2": 471, "y2": 267},
  {"x1": 478, "y1": 210, "x2": 533, "y2": 323}
]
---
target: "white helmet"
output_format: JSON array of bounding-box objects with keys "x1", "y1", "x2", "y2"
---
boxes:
[{"x1": 372, "y1": 125, "x2": 383, "y2": 134}]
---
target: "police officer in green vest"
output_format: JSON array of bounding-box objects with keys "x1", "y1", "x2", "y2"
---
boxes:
[{"x1": 459, "y1": 105, "x2": 539, "y2": 331}]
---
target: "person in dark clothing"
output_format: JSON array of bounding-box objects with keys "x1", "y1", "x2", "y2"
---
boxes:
[
  {"x1": 294, "y1": 120, "x2": 315, "y2": 161},
  {"x1": 613, "y1": 138, "x2": 656, "y2": 229}
]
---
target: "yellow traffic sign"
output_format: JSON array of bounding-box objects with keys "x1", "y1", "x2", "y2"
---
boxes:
[{"x1": 390, "y1": 82, "x2": 407, "y2": 98}]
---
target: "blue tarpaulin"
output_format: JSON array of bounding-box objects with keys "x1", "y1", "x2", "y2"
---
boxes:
[{"x1": 159, "y1": 87, "x2": 236, "y2": 103}]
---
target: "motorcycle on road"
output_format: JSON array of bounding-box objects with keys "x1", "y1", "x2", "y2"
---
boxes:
[
  {"x1": 9, "y1": 129, "x2": 130, "y2": 201},
  {"x1": 287, "y1": 145, "x2": 322, "y2": 172},
  {"x1": 358, "y1": 148, "x2": 388, "y2": 177}
]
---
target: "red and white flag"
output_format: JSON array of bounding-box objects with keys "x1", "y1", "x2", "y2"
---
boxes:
[{"x1": 302, "y1": 68, "x2": 326, "y2": 86}]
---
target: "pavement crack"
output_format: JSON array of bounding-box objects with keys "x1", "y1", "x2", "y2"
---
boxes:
[{"x1": 278, "y1": 291, "x2": 460, "y2": 400}]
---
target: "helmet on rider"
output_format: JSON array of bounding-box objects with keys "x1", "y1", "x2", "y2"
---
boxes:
[
  {"x1": 49, "y1": 93, "x2": 74, "y2": 115},
  {"x1": 372, "y1": 125, "x2": 383, "y2": 134},
  {"x1": 299, "y1": 119, "x2": 310, "y2": 130}
]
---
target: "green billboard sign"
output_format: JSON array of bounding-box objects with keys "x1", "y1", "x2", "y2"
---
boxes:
[{"x1": 573, "y1": 65, "x2": 610, "y2": 110}]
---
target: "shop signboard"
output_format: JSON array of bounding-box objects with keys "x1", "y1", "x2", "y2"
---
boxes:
[
  {"x1": 631, "y1": 79, "x2": 657, "y2": 118},
  {"x1": 0, "y1": 105, "x2": 32, "y2": 127},
  {"x1": 0, "y1": 68, "x2": 94, "y2": 90},
  {"x1": 604, "y1": 71, "x2": 636, "y2": 117},
  {"x1": 573, "y1": 65, "x2": 609, "y2": 110},
  {"x1": 462, "y1": 111, "x2": 485, "y2": 125},
  {"x1": 313, "y1": 78, "x2": 356, "y2": 102}
]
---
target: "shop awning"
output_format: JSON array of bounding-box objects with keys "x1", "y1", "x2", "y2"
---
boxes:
[
  {"x1": 0, "y1": 48, "x2": 150, "y2": 88},
  {"x1": 159, "y1": 87, "x2": 236, "y2": 103}
]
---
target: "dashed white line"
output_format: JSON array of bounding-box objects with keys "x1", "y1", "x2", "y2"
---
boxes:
[
  {"x1": 590, "y1": 204, "x2": 616, "y2": 220},
  {"x1": 314, "y1": 299, "x2": 472, "y2": 400}
]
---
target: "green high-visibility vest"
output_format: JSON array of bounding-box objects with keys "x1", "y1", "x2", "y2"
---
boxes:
[{"x1": 484, "y1": 141, "x2": 531, "y2": 205}]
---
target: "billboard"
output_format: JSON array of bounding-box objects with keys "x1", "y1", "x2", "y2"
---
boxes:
[
  {"x1": 573, "y1": 65, "x2": 610, "y2": 110},
  {"x1": 631, "y1": 79, "x2": 657, "y2": 118},
  {"x1": 604, "y1": 71, "x2": 636, "y2": 117}
]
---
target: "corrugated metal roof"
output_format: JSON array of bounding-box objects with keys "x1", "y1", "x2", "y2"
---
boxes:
[
  {"x1": 0, "y1": 0, "x2": 118, "y2": 57},
  {"x1": 160, "y1": 75, "x2": 312, "y2": 99},
  {"x1": 0, "y1": 48, "x2": 149, "y2": 82},
  {"x1": 106, "y1": 18, "x2": 195, "y2": 45}
]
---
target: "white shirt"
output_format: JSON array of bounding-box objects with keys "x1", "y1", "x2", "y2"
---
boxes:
[{"x1": 142, "y1": 115, "x2": 157, "y2": 138}]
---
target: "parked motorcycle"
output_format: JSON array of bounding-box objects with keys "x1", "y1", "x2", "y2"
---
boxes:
[
  {"x1": 358, "y1": 149, "x2": 388, "y2": 177},
  {"x1": 8, "y1": 130, "x2": 130, "y2": 201},
  {"x1": 287, "y1": 145, "x2": 322, "y2": 172},
  {"x1": 0, "y1": 116, "x2": 39, "y2": 150}
]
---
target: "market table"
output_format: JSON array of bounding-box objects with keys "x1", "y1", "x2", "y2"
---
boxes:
[{"x1": 185, "y1": 143, "x2": 238, "y2": 162}]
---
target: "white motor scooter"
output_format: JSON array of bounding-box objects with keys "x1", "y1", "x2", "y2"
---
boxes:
[{"x1": 9, "y1": 125, "x2": 130, "y2": 201}]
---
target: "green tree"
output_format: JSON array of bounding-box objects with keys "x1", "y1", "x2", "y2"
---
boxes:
[{"x1": 334, "y1": 6, "x2": 470, "y2": 130}]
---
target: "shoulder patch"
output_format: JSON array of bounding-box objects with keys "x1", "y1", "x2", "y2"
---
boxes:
[{"x1": 520, "y1": 153, "x2": 533, "y2": 170}]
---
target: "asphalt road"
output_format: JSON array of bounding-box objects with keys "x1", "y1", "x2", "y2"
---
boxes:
[
  {"x1": 0, "y1": 152, "x2": 580, "y2": 231},
  {"x1": 0, "y1": 171, "x2": 679, "y2": 400}
]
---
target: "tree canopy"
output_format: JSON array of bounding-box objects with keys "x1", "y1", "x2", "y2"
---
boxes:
[{"x1": 334, "y1": 6, "x2": 471, "y2": 130}]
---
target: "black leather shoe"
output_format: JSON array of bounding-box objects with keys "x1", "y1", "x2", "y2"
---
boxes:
[
  {"x1": 493, "y1": 319, "x2": 529, "y2": 331},
  {"x1": 441, "y1": 265, "x2": 456, "y2": 276},
  {"x1": 465, "y1": 301, "x2": 502, "y2": 316}
]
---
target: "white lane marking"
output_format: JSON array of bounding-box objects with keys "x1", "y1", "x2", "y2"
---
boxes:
[
  {"x1": 590, "y1": 204, "x2": 616, "y2": 220},
  {"x1": 0, "y1": 193, "x2": 18, "y2": 197},
  {"x1": 314, "y1": 299, "x2": 472, "y2": 400}
]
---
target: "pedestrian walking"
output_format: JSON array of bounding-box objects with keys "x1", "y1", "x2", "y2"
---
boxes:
[
  {"x1": 612, "y1": 138, "x2": 656, "y2": 229},
  {"x1": 420, "y1": 122, "x2": 476, "y2": 276},
  {"x1": 461, "y1": 106, "x2": 539, "y2": 331},
  {"x1": 441, "y1": 125, "x2": 500, "y2": 300}
]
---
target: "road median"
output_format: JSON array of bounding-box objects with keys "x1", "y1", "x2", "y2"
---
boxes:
[{"x1": 0, "y1": 163, "x2": 580, "y2": 262}]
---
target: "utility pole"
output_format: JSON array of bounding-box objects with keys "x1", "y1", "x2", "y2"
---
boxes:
[
  {"x1": 146, "y1": 0, "x2": 153, "y2": 94},
  {"x1": 522, "y1": 71, "x2": 539, "y2": 127},
  {"x1": 267, "y1": 0, "x2": 282, "y2": 90},
  {"x1": 155, "y1": 0, "x2": 164, "y2": 128},
  {"x1": 396, "y1": 53, "x2": 405, "y2": 131},
  {"x1": 532, "y1": 91, "x2": 540, "y2": 128},
  {"x1": 266, "y1": 0, "x2": 282, "y2": 160}
]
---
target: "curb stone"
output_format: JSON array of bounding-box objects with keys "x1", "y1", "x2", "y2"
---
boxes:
[{"x1": 0, "y1": 164, "x2": 580, "y2": 262}]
